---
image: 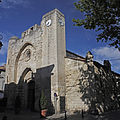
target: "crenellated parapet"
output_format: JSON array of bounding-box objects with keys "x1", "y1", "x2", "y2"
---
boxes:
[
  {"x1": 8, "y1": 36, "x2": 19, "y2": 46},
  {"x1": 21, "y1": 24, "x2": 40, "y2": 38}
]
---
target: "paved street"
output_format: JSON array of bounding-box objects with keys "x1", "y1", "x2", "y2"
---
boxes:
[
  {"x1": 1, "y1": 110, "x2": 120, "y2": 120},
  {"x1": 0, "y1": 110, "x2": 41, "y2": 120}
]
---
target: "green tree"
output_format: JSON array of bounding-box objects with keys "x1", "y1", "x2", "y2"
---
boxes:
[
  {"x1": 40, "y1": 90, "x2": 47, "y2": 110},
  {"x1": 73, "y1": 0, "x2": 120, "y2": 50}
]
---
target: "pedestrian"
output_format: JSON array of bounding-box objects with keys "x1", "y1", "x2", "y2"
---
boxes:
[{"x1": 65, "y1": 110, "x2": 67, "y2": 120}]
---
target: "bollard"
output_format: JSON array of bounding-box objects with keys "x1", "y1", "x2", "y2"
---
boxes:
[
  {"x1": 54, "y1": 93, "x2": 58, "y2": 115},
  {"x1": 65, "y1": 110, "x2": 67, "y2": 120},
  {"x1": 82, "y1": 109, "x2": 84, "y2": 118}
]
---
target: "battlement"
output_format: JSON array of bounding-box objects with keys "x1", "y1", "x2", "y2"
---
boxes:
[
  {"x1": 21, "y1": 24, "x2": 40, "y2": 38},
  {"x1": 42, "y1": 8, "x2": 64, "y2": 19},
  {"x1": 19, "y1": 9, "x2": 64, "y2": 39},
  {"x1": 10, "y1": 36, "x2": 19, "y2": 40}
]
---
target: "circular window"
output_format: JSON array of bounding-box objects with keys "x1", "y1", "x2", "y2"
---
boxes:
[{"x1": 24, "y1": 49, "x2": 31, "y2": 62}]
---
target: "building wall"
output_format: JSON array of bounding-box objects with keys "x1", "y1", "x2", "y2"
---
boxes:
[
  {"x1": 0, "y1": 71, "x2": 5, "y2": 91},
  {"x1": 5, "y1": 9, "x2": 66, "y2": 113},
  {"x1": 93, "y1": 61, "x2": 120, "y2": 113},
  {"x1": 65, "y1": 57, "x2": 89, "y2": 113},
  {"x1": 65, "y1": 52, "x2": 120, "y2": 114}
]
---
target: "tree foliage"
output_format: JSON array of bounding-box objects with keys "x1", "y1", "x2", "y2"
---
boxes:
[
  {"x1": 40, "y1": 90, "x2": 47, "y2": 110},
  {"x1": 73, "y1": 0, "x2": 120, "y2": 50},
  {"x1": 78, "y1": 62, "x2": 120, "y2": 113}
]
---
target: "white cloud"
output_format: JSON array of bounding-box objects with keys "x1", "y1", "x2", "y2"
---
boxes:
[
  {"x1": 92, "y1": 46, "x2": 120, "y2": 73},
  {"x1": 92, "y1": 47, "x2": 120, "y2": 59},
  {"x1": 0, "y1": 0, "x2": 30, "y2": 9}
]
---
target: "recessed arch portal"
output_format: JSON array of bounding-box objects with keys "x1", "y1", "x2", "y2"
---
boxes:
[
  {"x1": 18, "y1": 67, "x2": 35, "y2": 110},
  {"x1": 18, "y1": 68, "x2": 32, "y2": 84},
  {"x1": 14, "y1": 42, "x2": 35, "y2": 83}
]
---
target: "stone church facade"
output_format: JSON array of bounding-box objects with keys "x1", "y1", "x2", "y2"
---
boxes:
[{"x1": 5, "y1": 9, "x2": 120, "y2": 114}]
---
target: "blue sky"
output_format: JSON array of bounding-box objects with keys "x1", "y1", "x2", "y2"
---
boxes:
[{"x1": 0, "y1": 0, "x2": 120, "y2": 73}]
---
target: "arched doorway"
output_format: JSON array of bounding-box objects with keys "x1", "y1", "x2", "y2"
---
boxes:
[
  {"x1": 18, "y1": 68, "x2": 35, "y2": 111},
  {"x1": 14, "y1": 43, "x2": 35, "y2": 83}
]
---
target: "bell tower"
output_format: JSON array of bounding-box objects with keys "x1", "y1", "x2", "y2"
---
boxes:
[{"x1": 41, "y1": 9, "x2": 66, "y2": 113}]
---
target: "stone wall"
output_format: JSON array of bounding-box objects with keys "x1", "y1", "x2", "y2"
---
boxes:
[
  {"x1": 5, "y1": 9, "x2": 66, "y2": 113},
  {"x1": 93, "y1": 61, "x2": 120, "y2": 113},
  {"x1": 0, "y1": 66, "x2": 5, "y2": 91},
  {"x1": 65, "y1": 57, "x2": 89, "y2": 113},
  {"x1": 0, "y1": 70, "x2": 5, "y2": 91},
  {"x1": 65, "y1": 51, "x2": 120, "y2": 114}
]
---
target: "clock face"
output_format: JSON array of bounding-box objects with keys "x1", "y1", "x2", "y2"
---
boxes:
[
  {"x1": 46, "y1": 19, "x2": 52, "y2": 27},
  {"x1": 59, "y1": 19, "x2": 64, "y2": 26}
]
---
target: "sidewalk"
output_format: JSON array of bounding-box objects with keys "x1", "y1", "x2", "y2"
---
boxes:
[
  {"x1": 0, "y1": 110, "x2": 120, "y2": 120},
  {"x1": 0, "y1": 111, "x2": 97, "y2": 120},
  {"x1": 0, "y1": 111, "x2": 41, "y2": 120}
]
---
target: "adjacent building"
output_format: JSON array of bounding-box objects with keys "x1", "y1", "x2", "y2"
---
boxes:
[{"x1": 0, "y1": 65, "x2": 5, "y2": 91}]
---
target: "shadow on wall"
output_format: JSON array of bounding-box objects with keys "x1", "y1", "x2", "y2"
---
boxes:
[
  {"x1": 78, "y1": 62, "x2": 120, "y2": 114},
  {"x1": 4, "y1": 64, "x2": 55, "y2": 115}
]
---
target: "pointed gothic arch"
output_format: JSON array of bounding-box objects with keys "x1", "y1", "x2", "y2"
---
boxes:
[
  {"x1": 14, "y1": 43, "x2": 35, "y2": 83},
  {"x1": 18, "y1": 67, "x2": 35, "y2": 110}
]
